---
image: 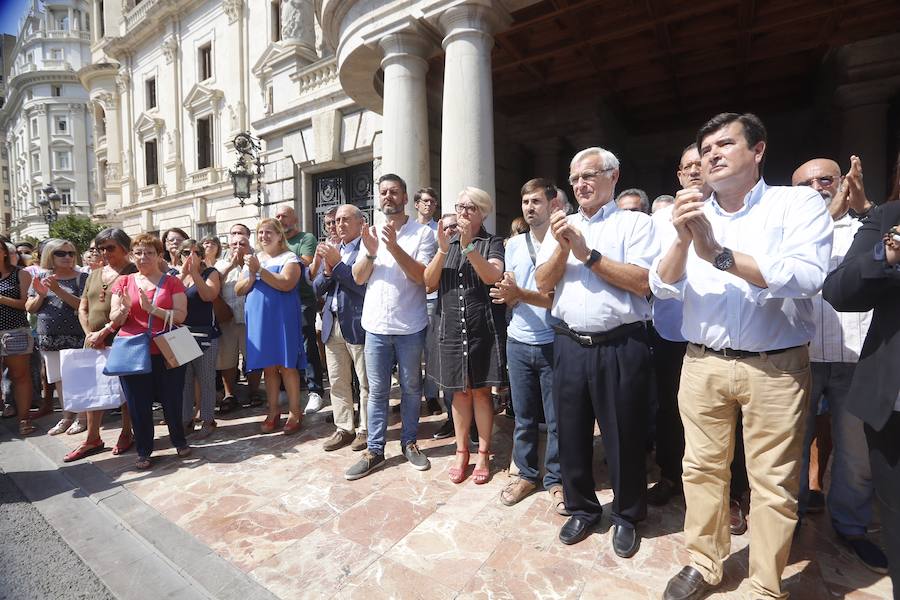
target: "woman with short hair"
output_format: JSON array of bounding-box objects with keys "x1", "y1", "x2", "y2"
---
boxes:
[
  {"x1": 26, "y1": 238, "x2": 88, "y2": 434},
  {"x1": 109, "y1": 233, "x2": 190, "y2": 470}
]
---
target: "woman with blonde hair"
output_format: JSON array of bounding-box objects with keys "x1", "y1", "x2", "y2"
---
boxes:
[
  {"x1": 424, "y1": 187, "x2": 507, "y2": 484},
  {"x1": 236, "y1": 218, "x2": 306, "y2": 434},
  {"x1": 26, "y1": 238, "x2": 88, "y2": 432}
]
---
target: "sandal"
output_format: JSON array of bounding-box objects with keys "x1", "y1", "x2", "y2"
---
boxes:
[
  {"x1": 63, "y1": 439, "x2": 105, "y2": 462},
  {"x1": 112, "y1": 432, "x2": 134, "y2": 455},
  {"x1": 18, "y1": 420, "x2": 36, "y2": 436},
  {"x1": 1, "y1": 405, "x2": 15, "y2": 419},
  {"x1": 193, "y1": 421, "x2": 217, "y2": 440},
  {"x1": 48, "y1": 418, "x2": 74, "y2": 436},
  {"x1": 282, "y1": 416, "x2": 302, "y2": 435},
  {"x1": 260, "y1": 415, "x2": 282, "y2": 434},
  {"x1": 449, "y1": 449, "x2": 470, "y2": 484},
  {"x1": 473, "y1": 449, "x2": 491, "y2": 485},
  {"x1": 66, "y1": 419, "x2": 86, "y2": 435},
  {"x1": 135, "y1": 456, "x2": 152, "y2": 470}
]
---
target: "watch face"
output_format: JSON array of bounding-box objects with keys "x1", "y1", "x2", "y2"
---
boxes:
[{"x1": 715, "y1": 249, "x2": 734, "y2": 270}]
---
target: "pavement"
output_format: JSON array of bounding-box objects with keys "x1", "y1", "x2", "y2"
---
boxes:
[{"x1": 0, "y1": 398, "x2": 893, "y2": 600}]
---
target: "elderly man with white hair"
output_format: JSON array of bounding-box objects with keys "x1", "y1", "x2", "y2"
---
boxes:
[{"x1": 535, "y1": 146, "x2": 658, "y2": 556}]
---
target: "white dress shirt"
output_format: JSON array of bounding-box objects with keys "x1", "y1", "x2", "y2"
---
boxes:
[
  {"x1": 650, "y1": 204, "x2": 686, "y2": 343},
  {"x1": 649, "y1": 179, "x2": 833, "y2": 352},
  {"x1": 536, "y1": 201, "x2": 658, "y2": 333},
  {"x1": 360, "y1": 218, "x2": 437, "y2": 336},
  {"x1": 810, "y1": 213, "x2": 871, "y2": 363}
]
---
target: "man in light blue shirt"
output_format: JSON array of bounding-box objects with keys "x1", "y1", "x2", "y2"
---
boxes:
[
  {"x1": 490, "y1": 178, "x2": 563, "y2": 513},
  {"x1": 652, "y1": 113, "x2": 833, "y2": 600}
]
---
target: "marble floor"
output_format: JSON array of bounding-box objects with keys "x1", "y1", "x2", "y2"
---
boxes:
[{"x1": 56, "y1": 397, "x2": 892, "y2": 600}]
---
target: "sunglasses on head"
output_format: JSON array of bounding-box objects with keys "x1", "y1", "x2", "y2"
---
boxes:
[{"x1": 53, "y1": 250, "x2": 76, "y2": 258}]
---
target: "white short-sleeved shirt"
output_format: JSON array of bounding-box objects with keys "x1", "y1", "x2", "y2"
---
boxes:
[
  {"x1": 360, "y1": 219, "x2": 437, "y2": 335},
  {"x1": 535, "y1": 201, "x2": 658, "y2": 333}
]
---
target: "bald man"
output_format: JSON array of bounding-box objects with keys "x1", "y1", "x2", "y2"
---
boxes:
[
  {"x1": 792, "y1": 156, "x2": 872, "y2": 220},
  {"x1": 791, "y1": 158, "x2": 887, "y2": 574}
]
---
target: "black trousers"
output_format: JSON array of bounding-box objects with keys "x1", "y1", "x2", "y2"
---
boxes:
[
  {"x1": 650, "y1": 327, "x2": 687, "y2": 483},
  {"x1": 866, "y1": 411, "x2": 900, "y2": 597},
  {"x1": 553, "y1": 327, "x2": 651, "y2": 527}
]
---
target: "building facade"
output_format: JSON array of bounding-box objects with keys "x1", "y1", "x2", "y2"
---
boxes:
[
  {"x1": 0, "y1": 0, "x2": 95, "y2": 240},
  {"x1": 0, "y1": 33, "x2": 17, "y2": 236}
]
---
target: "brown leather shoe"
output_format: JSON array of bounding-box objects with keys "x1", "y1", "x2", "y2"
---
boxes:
[
  {"x1": 548, "y1": 485, "x2": 570, "y2": 516},
  {"x1": 350, "y1": 431, "x2": 367, "y2": 452},
  {"x1": 323, "y1": 429, "x2": 354, "y2": 451},
  {"x1": 500, "y1": 477, "x2": 537, "y2": 506},
  {"x1": 729, "y1": 498, "x2": 748, "y2": 535}
]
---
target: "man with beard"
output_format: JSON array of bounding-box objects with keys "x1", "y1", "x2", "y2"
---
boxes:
[
  {"x1": 791, "y1": 158, "x2": 887, "y2": 574},
  {"x1": 491, "y1": 178, "x2": 565, "y2": 514},
  {"x1": 345, "y1": 174, "x2": 437, "y2": 480}
]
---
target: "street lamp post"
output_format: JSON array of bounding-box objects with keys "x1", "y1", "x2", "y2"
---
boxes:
[
  {"x1": 229, "y1": 132, "x2": 264, "y2": 208},
  {"x1": 39, "y1": 184, "x2": 62, "y2": 226}
]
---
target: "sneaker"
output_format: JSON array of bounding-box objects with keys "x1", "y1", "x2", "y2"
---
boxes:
[
  {"x1": 305, "y1": 392, "x2": 325, "y2": 415},
  {"x1": 807, "y1": 490, "x2": 826, "y2": 513},
  {"x1": 323, "y1": 429, "x2": 354, "y2": 452},
  {"x1": 345, "y1": 450, "x2": 385, "y2": 480},
  {"x1": 403, "y1": 442, "x2": 431, "y2": 471},
  {"x1": 500, "y1": 477, "x2": 537, "y2": 506},
  {"x1": 350, "y1": 431, "x2": 368, "y2": 452},
  {"x1": 433, "y1": 419, "x2": 454, "y2": 440},
  {"x1": 838, "y1": 534, "x2": 889, "y2": 574}
]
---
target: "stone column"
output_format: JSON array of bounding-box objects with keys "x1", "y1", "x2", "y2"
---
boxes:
[
  {"x1": 439, "y1": 4, "x2": 499, "y2": 230},
  {"x1": 378, "y1": 31, "x2": 432, "y2": 218}
]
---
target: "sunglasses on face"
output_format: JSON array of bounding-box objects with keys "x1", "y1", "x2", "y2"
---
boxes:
[
  {"x1": 796, "y1": 175, "x2": 837, "y2": 188},
  {"x1": 443, "y1": 223, "x2": 458, "y2": 232},
  {"x1": 181, "y1": 249, "x2": 202, "y2": 257},
  {"x1": 53, "y1": 250, "x2": 76, "y2": 258},
  {"x1": 97, "y1": 245, "x2": 118, "y2": 253}
]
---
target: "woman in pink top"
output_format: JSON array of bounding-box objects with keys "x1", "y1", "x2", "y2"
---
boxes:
[{"x1": 109, "y1": 233, "x2": 189, "y2": 470}]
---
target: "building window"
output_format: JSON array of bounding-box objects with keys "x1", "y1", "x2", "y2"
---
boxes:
[
  {"x1": 54, "y1": 150, "x2": 71, "y2": 170},
  {"x1": 198, "y1": 43, "x2": 213, "y2": 81},
  {"x1": 57, "y1": 16, "x2": 69, "y2": 31},
  {"x1": 145, "y1": 77, "x2": 157, "y2": 109},
  {"x1": 30, "y1": 118, "x2": 38, "y2": 137},
  {"x1": 54, "y1": 116, "x2": 67, "y2": 133},
  {"x1": 3, "y1": 191, "x2": 9, "y2": 206},
  {"x1": 1, "y1": 167, "x2": 7, "y2": 180},
  {"x1": 196, "y1": 222, "x2": 216, "y2": 239},
  {"x1": 271, "y1": 1, "x2": 281, "y2": 42},
  {"x1": 98, "y1": 0, "x2": 105, "y2": 37},
  {"x1": 196, "y1": 116, "x2": 212, "y2": 170},
  {"x1": 49, "y1": 48, "x2": 62, "y2": 60},
  {"x1": 31, "y1": 153, "x2": 40, "y2": 172},
  {"x1": 144, "y1": 139, "x2": 158, "y2": 185},
  {"x1": 52, "y1": 85, "x2": 62, "y2": 97},
  {"x1": 59, "y1": 188, "x2": 72, "y2": 206}
]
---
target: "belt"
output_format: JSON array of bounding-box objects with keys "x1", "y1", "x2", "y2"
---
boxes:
[
  {"x1": 691, "y1": 343, "x2": 801, "y2": 359},
  {"x1": 552, "y1": 321, "x2": 643, "y2": 347}
]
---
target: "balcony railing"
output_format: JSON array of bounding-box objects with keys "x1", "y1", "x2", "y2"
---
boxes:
[
  {"x1": 41, "y1": 59, "x2": 71, "y2": 71},
  {"x1": 124, "y1": 0, "x2": 163, "y2": 33}
]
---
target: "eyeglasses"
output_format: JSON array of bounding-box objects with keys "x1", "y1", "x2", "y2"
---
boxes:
[
  {"x1": 796, "y1": 175, "x2": 837, "y2": 188},
  {"x1": 568, "y1": 168, "x2": 614, "y2": 186},
  {"x1": 443, "y1": 224, "x2": 458, "y2": 232},
  {"x1": 180, "y1": 250, "x2": 202, "y2": 257},
  {"x1": 416, "y1": 198, "x2": 437, "y2": 205},
  {"x1": 52, "y1": 250, "x2": 76, "y2": 258},
  {"x1": 323, "y1": 220, "x2": 335, "y2": 228},
  {"x1": 454, "y1": 203, "x2": 478, "y2": 213},
  {"x1": 97, "y1": 245, "x2": 118, "y2": 253},
  {"x1": 88, "y1": 247, "x2": 98, "y2": 253}
]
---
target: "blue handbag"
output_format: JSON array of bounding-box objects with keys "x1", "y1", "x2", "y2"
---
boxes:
[{"x1": 103, "y1": 275, "x2": 165, "y2": 376}]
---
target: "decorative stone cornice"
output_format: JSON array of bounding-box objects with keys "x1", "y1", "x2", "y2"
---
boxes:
[
  {"x1": 161, "y1": 37, "x2": 178, "y2": 65},
  {"x1": 182, "y1": 83, "x2": 224, "y2": 116},
  {"x1": 93, "y1": 92, "x2": 117, "y2": 111},
  {"x1": 223, "y1": 0, "x2": 242, "y2": 24},
  {"x1": 134, "y1": 112, "x2": 165, "y2": 139}
]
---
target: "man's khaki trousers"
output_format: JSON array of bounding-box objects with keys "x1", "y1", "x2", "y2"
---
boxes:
[
  {"x1": 324, "y1": 319, "x2": 368, "y2": 434},
  {"x1": 678, "y1": 344, "x2": 810, "y2": 599}
]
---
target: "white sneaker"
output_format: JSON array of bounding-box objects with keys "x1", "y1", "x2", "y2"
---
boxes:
[{"x1": 304, "y1": 392, "x2": 324, "y2": 414}]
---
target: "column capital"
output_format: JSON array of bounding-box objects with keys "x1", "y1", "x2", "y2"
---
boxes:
[
  {"x1": 438, "y1": 2, "x2": 509, "y2": 49},
  {"x1": 378, "y1": 30, "x2": 435, "y2": 70}
]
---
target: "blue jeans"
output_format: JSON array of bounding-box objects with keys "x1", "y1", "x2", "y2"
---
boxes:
[
  {"x1": 303, "y1": 305, "x2": 324, "y2": 394},
  {"x1": 365, "y1": 329, "x2": 426, "y2": 454},
  {"x1": 508, "y1": 339, "x2": 561, "y2": 488},
  {"x1": 799, "y1": 362, "x2": 873, "y2": 537},
  {"x1": 423, "y1": 298, "x2": 439, "y2": 401}
]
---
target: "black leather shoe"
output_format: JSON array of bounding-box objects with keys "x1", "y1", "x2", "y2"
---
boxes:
[
  {"x1": 647, "y1": 478, "x2": 682, "y2": 506},
  {"x1": 432, "y1": 419, "x2": 454, "y2": 440},
  {"x1": 663, "y1": 566, "x2": 715, "y2": 600},
  {"x1": 612, "y1": 524, "x2": 640, "y2": 558},
  {"x1": 558, "y1": 516, "x2": 598, "y2": 545}
]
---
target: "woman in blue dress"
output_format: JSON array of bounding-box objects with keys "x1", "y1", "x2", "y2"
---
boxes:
[{"x1": 236, "y1": 218, "x2": 306, "y2": 435}]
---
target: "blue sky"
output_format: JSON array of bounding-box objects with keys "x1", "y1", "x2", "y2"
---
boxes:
[{"x1": 0, "y1": 0, "x2": 31, "y2": 36}]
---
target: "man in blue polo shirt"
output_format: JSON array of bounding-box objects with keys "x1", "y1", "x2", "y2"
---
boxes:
[{"x1": 491, "y1": 178, "x2": 565, "y2": 513}]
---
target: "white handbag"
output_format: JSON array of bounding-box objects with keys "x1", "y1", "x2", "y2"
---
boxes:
[{"x1": 154, "y1": 311, "x2": 204, "y2": 369}]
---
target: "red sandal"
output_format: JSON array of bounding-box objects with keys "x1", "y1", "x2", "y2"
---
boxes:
[
  {"x1": 260, "y1": 414, "x2": 282, "y2": 434},
  {"x1": 112, "y1": 432, "x2": 133, "y2": 455},
  {"x1": 63, "y1": 439, "x2": 105, "y2": 463},
  {"x1": 282, "y1": 416, "x2": 303, "y2": 435},
  {"x1": 473, "y1": 449, "x2": 491, "y2": 485},
  {"x1": 449, "y1": 449, "x2": 470, "y2": 484}
]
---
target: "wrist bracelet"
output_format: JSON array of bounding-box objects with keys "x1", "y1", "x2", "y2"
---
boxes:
[
  {"x1": 437, "y1": 248, "x2": 448, "y2": 255},
  {"x1": 461, "y1": 243, "x2": 476, "y2": 256}
]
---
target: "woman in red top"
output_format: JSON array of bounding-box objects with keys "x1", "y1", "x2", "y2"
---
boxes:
[{"x1": 109, "y1": 234, "x2": 189, "y2": 470}]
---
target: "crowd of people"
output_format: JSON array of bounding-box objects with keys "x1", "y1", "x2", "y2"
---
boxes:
[{"x1": 1, "y1": 111, "x2": 898, "y2": 599}]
